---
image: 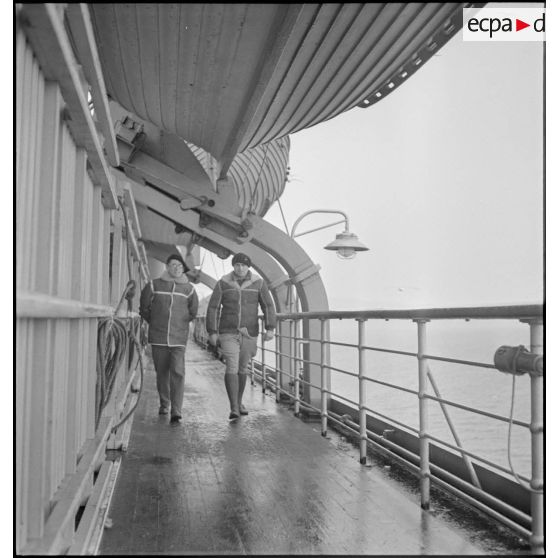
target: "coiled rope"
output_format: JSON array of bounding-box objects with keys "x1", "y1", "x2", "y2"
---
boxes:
[
  {"x1": 95, "y1": 257, "x2": 148, "y2": 433},
  {"x1": 110, "y1": 323, "x2": 145, "y2": 433}
]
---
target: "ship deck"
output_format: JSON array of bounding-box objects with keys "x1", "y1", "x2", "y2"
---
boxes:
[{"x1": 99, "y1": 343, "x2": 525, "y2": 555}]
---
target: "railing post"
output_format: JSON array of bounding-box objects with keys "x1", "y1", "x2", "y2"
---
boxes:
[
  {"x1": 260, "y1": 318, "x2": 266, "y2": 393},
  {"x1": 525, "y1": 318, "x2": 544, "y2": 553},
  {"x1": 415, "y1": 318, "x2": 431, "y2": 509},
  {"x1": 426, "y1": 365, "x2": 481, "y2": 488},
  {"x1": 357, "y1": 318, "x2": 368, "y2": 464},
  {"x1": 320, "y1": 318, "x2": 328, "y2": 436},
  {"x1": 274, "y1": 328, "x2": 281, "y2": 403},
  {"x1": 294, "y1": 335, "x2": 301, "y2": 417},
  {"x1": 288, "y1": 319, "x2": 295, "y2": 402}
]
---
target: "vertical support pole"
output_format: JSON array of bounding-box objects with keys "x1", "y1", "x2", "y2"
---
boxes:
[
  {"x1": 294, "y1": 335, "x2": 301, "y2": 417},
  {"x1": 320, "y1": 319, "x2": 328, "y2": 436},
  {"x1": 289, "y1": 319, "x2": 295, "y2": 402},
  {"x1": 277, "y1": 318, "x2": 291, "y2": 399},
  {"x1": 527, "y1": 318, "x2": 544, "y2": 553},
  {"x1": 416, "y1": 319, "x2": 430, "y2": 509},
  {"x1": 275, "y1": 329, "x2": 281, "y2": 403},
  {"x1": 250, "y1": 357, "x2": 255, "y2": 385},
  {"x1": 260, "y1": 318, "x2": 266, "y2": 394},
  {"x1": 358, "y1": 318, "x2": 367, "y2": 464}
]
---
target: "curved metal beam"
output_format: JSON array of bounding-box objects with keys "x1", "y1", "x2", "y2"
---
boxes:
[
  {"x1": 123, "y1": 173, "x2": 328, "y2": 410},
  {"x1": 124, "y1": 175, "x2": 289, "y2": 311}
]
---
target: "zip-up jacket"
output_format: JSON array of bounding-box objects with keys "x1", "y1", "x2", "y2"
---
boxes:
[
  {"x1": 205, "y1": 271, "x2": 276, "y2": 337},
  {"x1": 139, "y1": 272, "x2": 199, "y2": 347}
]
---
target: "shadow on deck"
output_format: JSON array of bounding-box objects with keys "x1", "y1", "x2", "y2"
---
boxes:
[{"x1": 99, "y1": 343, "x2": 526, "y2": 555}]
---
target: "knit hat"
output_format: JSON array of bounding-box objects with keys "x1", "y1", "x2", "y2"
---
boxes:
[
  {"x1": 166, "y1": 254, "x2": 188, "y2": 271},
  {"x1": 232, "y1": 253, "x2": 251, "y2": 267}
]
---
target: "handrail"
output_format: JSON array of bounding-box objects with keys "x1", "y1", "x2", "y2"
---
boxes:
[
  {"x1": 243, "y1": 305, "x2": 544, "y2": 552},
  {"x1": 193, "y1": 305, "x2": 544, "y2": 550},
  {"x1": 277, "y1": 304, "x2": 543, "y2": 321}
]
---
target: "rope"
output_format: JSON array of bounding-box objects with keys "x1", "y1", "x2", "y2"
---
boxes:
[
  {"x1": 110, "y1": 325, "x2": 145, "y2": 433},
  {"x1": 277, "y1": 197, "x2": 290, "y2": 235},
  {"x1": 96, "y1": 316, "x2": 129, "y2": 427},
  {"x1": 95, "y1": 278, "x2": 147, "y2": 432}
]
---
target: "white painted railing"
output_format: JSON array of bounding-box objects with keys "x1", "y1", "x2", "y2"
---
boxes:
[{"x1": 231, "y1": 305, "x2": 544, "y2": 553}]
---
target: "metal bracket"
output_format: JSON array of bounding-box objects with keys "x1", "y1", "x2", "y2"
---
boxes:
[
  {"x1": 180, "y1": 195, "x2": 216, "y2": 211},
  {"x1": 115, "y1": 117, "x2": 146, "y2": 163},
  {"x1": 290, "y1": 264, "x2": 321, "y2": 285},
  {"x1": 268, "y1": 274, "x2": 291, "y2": 291}
]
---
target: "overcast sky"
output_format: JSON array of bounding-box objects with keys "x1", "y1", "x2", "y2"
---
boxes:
[{"x1": 263, "y1": 9, "x2": 544, "y2": 311}]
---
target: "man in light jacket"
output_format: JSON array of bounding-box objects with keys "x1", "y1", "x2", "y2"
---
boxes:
[
  {"x1": 140, "y1": 254, "x2": 199, "y2": 423},
  {"x1": 206, "y1": 253, "x2": 276, "y2": 419}
]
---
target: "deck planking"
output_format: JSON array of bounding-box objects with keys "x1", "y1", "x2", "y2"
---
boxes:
[{"x1": 99, "y1": 343, "x2": 519, "y2": 555}]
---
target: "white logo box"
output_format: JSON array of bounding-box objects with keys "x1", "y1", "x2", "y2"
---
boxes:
[{"x1": 462, "y1": 7, "x2": 545, "y2": 42}]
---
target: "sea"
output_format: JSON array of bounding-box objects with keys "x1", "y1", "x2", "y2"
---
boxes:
[{"x1": 264, "y1": 318, "x2": 538, "y2": 479}]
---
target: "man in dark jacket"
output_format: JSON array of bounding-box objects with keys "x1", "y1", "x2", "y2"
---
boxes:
[
  {"x1": 206, "y1": 253, "x2": 276, "y2": 419},
  {"x1": 139, "y1": 254, "x2": 199, "y2": 423}
]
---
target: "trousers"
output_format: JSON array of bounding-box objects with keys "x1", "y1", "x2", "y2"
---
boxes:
[
  {"x1": 151, "y1": 345, "x2": 186, "y2": 417},
  {"x1": 219, "y1": 333, "x2": 257, "y2": 376}
]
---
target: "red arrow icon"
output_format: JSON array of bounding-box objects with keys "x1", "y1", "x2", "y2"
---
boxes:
[{"x1": 516, "y1": 18, "x2": 530, "y2": 31}]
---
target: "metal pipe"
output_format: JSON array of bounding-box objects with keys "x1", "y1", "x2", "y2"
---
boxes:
[
  {"x1": 274, "y1": 329, "x2": 281, "y2": 403},
  {"x1": 290, "y1": 209, "x2": 349, "y2": 238},
  {"x1": 426, "y1": 432, "x2": 531, "y2": 480},
  {"x1": 294, "y1": 337, "x2": 301, "y2": 417},
  {"x1": 358, "y1": 319, "x2": 367, "y2": 464},
  {"x1": 292, "y1": 218, "x2": 346, "y2": 239},
  {"x1": 289, "y1": 319, "x2": 295, "y2": 400},
  {"x1": 426, "y1": 366, "x2": 481, "y2": 488},
  {"x1": 330, "y1": 410, "x2": 532, "y2": 532},
  {"x1": 329, "y1": 411, "x2": 532, "y2": 531},
  {"x1": 260, "y1": 319, "x2": 266, "y2": 394},
  {"x1": 265, "y1": 312, "x2": 541, "y2": 537},
  {"x1": 320, "y1": 319, "x2": 328, "y2": 436},
  {"x1": 424, "y1": 393, "x2": 530, "y2": 427},
  {"x1": 527, "y1": 319, "x2": 544, "y2": 553},
  {"x1": 277, "y1": 304, "x2": 542, "y2": 322},
  {"x1": 416, "y1": 319, "x2": 430, "y2": 509},
  {"x1": 429, "y1": 471, "x2": 532, "y2": 539}
]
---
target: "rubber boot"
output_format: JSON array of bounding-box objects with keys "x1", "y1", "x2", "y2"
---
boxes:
[
  {"x1": 238, "y1": 374, "x2": 248, "y2": 415},
  {"x1": 224, "y1": 374, "x2": 240, "y2": 418}
]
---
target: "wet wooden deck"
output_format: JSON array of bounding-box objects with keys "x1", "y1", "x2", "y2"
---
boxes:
[{"x1": 99, "y1": 343, "x2": 517, "y2": 555}]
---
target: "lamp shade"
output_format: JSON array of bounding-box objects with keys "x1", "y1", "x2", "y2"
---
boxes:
[{"x1": 324, "y1": 231, "x2": 369, "y2": 259}]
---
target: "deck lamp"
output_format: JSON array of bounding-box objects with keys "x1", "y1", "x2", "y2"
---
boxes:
[
  {"x1": 288, "y1": 209, "x2": 370, "y2": 312},
  {"x1": 290, "y1": 209, "x2": 370, "y2": 260},
  {"x1": 324, "y1": 230, "x2": 369, "y2": 259}
]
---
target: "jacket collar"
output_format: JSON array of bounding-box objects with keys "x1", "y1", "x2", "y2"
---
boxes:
[
  {"x1": 160, "y1": 271, "x2": 189, "y2": 284},
  {"x1": 222, "y1": 270, "x2": 258, "y2": 289}
]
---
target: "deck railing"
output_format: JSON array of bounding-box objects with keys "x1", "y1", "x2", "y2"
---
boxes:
[{"x1": 195, "y1": 304, "x2": 544, "y2": 553}]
